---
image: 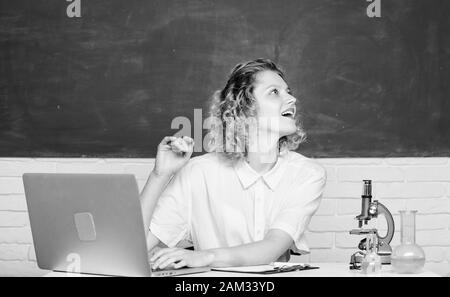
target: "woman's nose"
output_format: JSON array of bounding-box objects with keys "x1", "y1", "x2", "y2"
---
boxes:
[{"x1": 285, "y1": 93, "x2": 297, "y2": 105}]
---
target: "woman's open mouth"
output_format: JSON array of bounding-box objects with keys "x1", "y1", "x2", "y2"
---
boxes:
[{"x1": 281, "y1": 106, "x2": 296, "y2": 119}]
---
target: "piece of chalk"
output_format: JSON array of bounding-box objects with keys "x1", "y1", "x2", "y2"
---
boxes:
[{"x1": 170, "y1": 138, "x2": 189, "y2": 153}]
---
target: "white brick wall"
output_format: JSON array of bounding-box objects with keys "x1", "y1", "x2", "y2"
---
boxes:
[{"x1": 0, "y1": 157, "x2": 449, "y2": 276}]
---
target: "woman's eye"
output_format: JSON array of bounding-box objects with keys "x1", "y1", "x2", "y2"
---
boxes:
[{"x1": 270, "y1": 89, "x2": 279, "y2": 95}]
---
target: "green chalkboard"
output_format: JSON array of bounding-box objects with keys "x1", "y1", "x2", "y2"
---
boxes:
[{"x1": 0, "y1": 0, "x2": 449, "y2": 157}]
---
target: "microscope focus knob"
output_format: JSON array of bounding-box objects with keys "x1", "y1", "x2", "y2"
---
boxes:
[
  {"x1": 358, "y1": 238, "x2": 367, "y2": 250},
  {"x1": 369, "y1": 203, "x2": 377, "y2": 215}
]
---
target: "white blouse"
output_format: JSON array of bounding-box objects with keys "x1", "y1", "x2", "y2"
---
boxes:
[{"x1": 149, "y1": 150, "x2": 326, "y2": 254}]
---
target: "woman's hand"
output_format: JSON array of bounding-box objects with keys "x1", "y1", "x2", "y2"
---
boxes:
[
  {"x1": 150, "y1": 248, "x2": 215, "y2": 270},
  {"x1": 153, "y1": 136, "x2": 194, "y2": 178}
]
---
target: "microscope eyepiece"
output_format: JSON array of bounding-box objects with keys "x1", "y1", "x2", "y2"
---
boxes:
[{"x1": 363, "y1": 180, "x2": 372, "y2": 197}]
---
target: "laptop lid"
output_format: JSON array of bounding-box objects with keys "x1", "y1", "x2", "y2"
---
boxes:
[{"x1": 23, "y1": 173, "x2": 151, "y2": 277}]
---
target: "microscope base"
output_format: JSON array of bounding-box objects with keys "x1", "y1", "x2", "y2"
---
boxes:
[{"x1": 349, "y1": 253, "x2": 391, "y2": 269}]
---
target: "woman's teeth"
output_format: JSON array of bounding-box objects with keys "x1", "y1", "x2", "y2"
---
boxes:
[{"x1": 281, "y1": 109, "x2": 295, "y2": 117}]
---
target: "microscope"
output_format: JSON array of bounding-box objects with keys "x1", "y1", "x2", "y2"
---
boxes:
[{"x1": 349, "y1": 180, "x2": 395, "y2": 269}]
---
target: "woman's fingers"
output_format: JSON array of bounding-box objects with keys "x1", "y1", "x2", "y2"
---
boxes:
[
  {"x1": 170, "y1": 141, "x2": 185, "y2": 153},
  {"x1": 152, "y1": 249, "x2": 186, "y2": 269},
  {"x1": 150, "y1": 247, "x2": 178, "y2": 262},
  {"x1": 183, "y1": 136, "x2": 194, "y2": 145},
  {"x1": 183, "y1": 136, "x2": 195, "y2": 150},
  {"x1": 157, "y1": 254, "x2": 186, "y2": 270},
  {"x1": 182, "y1": 136, "x2": 195, "y2": 159},
  {"x1": 158, "y1": 136, "x2": 195, "y2": 153},
  {"x1": 170, "y1": 136, "x2": 195, "y2": 154},
  {"x1": 160, "y1": 136, "x2": 177, "y2": 146},
  {"x1": 173, "y1": 260, "x2": 187, "y2": 269},
  {"x1": 148, "y1": 245, "x2": 162, "y2": 259}
]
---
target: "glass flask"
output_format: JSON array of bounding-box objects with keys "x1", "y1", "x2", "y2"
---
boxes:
[
  {"x1": 361, "y1": 233, "x2": 381, "y2": 275},
  {"x1": 391, "y1": 210, "x2": 426, "y2": 273}
]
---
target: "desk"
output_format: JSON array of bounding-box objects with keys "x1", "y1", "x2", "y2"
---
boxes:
[{"x1": 44, "y1": 263, "x2": 439, "y2": 277}]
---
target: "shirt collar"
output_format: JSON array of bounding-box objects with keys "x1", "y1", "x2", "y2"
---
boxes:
[{"x1": 234, "y1": 153, "x2": 288, "y2": 191}]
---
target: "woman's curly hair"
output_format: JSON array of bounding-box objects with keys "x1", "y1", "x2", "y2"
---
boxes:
[{"x1": 207, "y1": 58, "x2": 306, "y2": 163}]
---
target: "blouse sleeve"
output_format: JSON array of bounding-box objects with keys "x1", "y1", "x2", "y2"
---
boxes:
[
  {"x1": 269, "y1": 164, "x2": 327, "y2": 254},
  {"x1": 149, "y1": 165, "x2": 192, "y2": 248}
]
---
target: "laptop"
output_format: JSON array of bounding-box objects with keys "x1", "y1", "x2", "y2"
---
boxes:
[{"x1": 23, "y1": 173, "x2": 210, "y2": 277}]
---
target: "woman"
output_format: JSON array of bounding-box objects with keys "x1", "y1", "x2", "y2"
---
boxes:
[{"x1": 141, "y1": 59, "x2": 326, "y2": 270}]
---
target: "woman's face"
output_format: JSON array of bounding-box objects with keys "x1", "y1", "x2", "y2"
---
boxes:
[{"x1": 251, "y1": 70, "x2": 297, "y2": 138}]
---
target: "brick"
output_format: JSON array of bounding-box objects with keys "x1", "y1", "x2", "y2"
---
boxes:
[
  {"x1": 0, "y1": 158, "x2": 34, "y2": 162},
  {"x1": 0, "y1": 212, "x2": 29, "y2": 227},
  {"x1": 308, "y1": 215, "x2": 355, "y2": 232},
  {"x1": 422, "y1": 247, "x2": 446, "y2": 262},
  {"x1": 55, "y1": 160, "x2": 124, "y2": 174},
  {"x1": 416, "y1": 230, "x2": 450, "y2": 246},
  {"x1": 406, "y1": 199, "x2": 450, "y2": 214},
  {"x1": 323, "y1": 167, "x2": 336, "y2": 182},
  {"x1": 376, "y1": 182, "x2": 445, "y2": 199},
  {"x1": 0, "y1": 160, "x2": 56, "y2": 177},
  {"x1": 303, "y1": 232, "x2": 334, "y2": 248},
  {"x1": 404, "y1": 167, "x2": 450, "y2": 182},
  {"x1": 0, "y1": 261, "x2": 44, "y2": 277},
  {"x1": 19, "y1": 160, "x2": 57, "y2": 174},
  {"x1": 323, "y1": 182, "x2": 362, "y2": 199},
  {"x1": 103, "y1": 158, "x2": 154, "y2": 164},
  {"x1": 315, "y1": 199, "x2": 336, "y2": 216},
  {"x1": 54, "y1": 158, "x2": 99, "y2": 163},
  {"x1": 0, "y1": 195, "x2": 28, "y2": 211},
  {"x1": 316, "y1": 159, "x2": 383, "y2": 166},
  {"x1": 446, "y1": 248, "x2": 450, "y2": 262},
  {"x1": 337, "y1": 167, "x2": 404, "y2": 182},
  {"x1": 424, "y1": 262, "x2": 450, "y2": 277},
  {"x1": 336, "y1": 199, "x2": 361, "y2": 215},
  {"x1": 0, "y1": 178, "x2": 24, "y2": 194},
  {"x1": 309, "y1": 248, "x2": 352, "y2": 263},
  {"x1": 88, "y1": 161, "x2": 125, "y2": 174},
  {"x1": 28, "y1": 245, "x2": 36, "y2": 261},
  {"x1": 0, "y1": 227, "x2": 33, "y2": 244},
  {"x1": 124, "y1": 163, "x2": 154, "y2": 180},
  {"x1": 415, "y1": 214, "x2": 450, "y2": 230},
  {"x1": 0, "y1": 160, "x2": 23, "y2": 176},
  {"x1": 0, "y1": 244, "x2": 29, "y2": 260},
  {"x1": 385, "y1": 158, "x2": 448, "y2": 165}
]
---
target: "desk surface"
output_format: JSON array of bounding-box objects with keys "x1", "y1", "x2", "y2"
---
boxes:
[{"x1": 44, "y1": 262, "x2": 439, "y2": 277}]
